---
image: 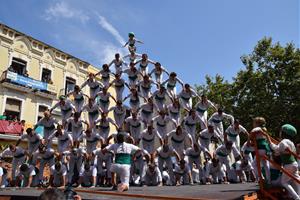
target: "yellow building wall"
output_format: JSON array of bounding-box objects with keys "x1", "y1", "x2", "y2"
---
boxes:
[
  {"x1": 30, "y1": 57, "x2": 41, "y2": 80},
  {"x1": 0, "y1": 23, "x2": 118, "y2": 138},
  {"x1": 0, "y1": 46, "x2": 8, "y2": 74}
]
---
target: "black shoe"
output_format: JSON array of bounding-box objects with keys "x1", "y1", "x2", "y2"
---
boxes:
[{"x1": 111, "y1": 185, "x2": 118, "y2": 191}]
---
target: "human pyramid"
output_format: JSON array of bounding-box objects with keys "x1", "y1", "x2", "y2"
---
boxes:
[{"x1": 0, "y1": 32, "x2": 299, "y2": 197}]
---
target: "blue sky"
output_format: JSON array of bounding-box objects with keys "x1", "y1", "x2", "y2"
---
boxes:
[{"x1": 0, "y1": 0, "x2": 298, "y2": 85}]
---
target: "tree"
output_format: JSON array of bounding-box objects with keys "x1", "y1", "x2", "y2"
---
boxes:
[{"x1": 195, "y1": 37, "x2": 300, "y2": 142}]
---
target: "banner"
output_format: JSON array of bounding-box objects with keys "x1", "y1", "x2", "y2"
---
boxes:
[
  {"x1": 0, "y1": 120, "x2": 23, "y2": 135},
  {"x1": 6, "y1": 71, "x2": 48, "y2": 91}
]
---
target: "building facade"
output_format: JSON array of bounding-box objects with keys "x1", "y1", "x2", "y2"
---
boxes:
[{"x1": 0, "y1": 23, "x2": 115, "y2": 145}]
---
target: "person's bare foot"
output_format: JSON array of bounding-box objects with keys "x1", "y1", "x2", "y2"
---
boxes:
[{"x1": 117, "y1": 184, "x2": 128, "y2": 192}]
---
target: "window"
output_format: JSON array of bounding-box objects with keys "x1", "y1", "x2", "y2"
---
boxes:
[
  {"x1": 9, "y1": 57, "x2": 27, "y2": 76},
  {"x1": 4, "y1": 98, "x2": 22, "y2": 121},
  {"x1": 65, "y1": 77, "x2": 76, "y2": 95},
  {"x1": 41, "y1": 68, "x2": 52, "y2": 83},
  {"x1": 37, "y1": 105, "x2": 48, "y2": 122}
]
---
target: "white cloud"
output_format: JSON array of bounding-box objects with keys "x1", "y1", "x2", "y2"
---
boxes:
[
  {"x1": 42, "y1": 2, "x2": 128, "y2": 65},
  {"x1": 97, "y1": 14, "x2": 126, "y2": 45},
  {"x1": 44, "y1": 1, "x2": 89, "y2": 23}
]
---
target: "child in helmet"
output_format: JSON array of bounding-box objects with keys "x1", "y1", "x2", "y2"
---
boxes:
[{"x1": 123, "y1": 32, "x2": 143, "y2": 52}]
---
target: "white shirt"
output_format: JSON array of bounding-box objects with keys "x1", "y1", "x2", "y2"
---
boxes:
[
  {"x1": 153, "y1": 115, "x2": 176, "y2": 127},
  {"x1": 140, "y1": 129, "x2": 162, "y2": 143},
  {"x1": 125, "y1": 117, "x2": 142, "y2": 129},
  {"x1": 36, "y1": 117, "x2": 58, "y2": 128},
  {"x1": 195, "y1": 100, "x2": 215, "y2": 112},
  {"x1": 79, "y1": 165, "x2": 97, "y2": 184},
  {"x1": 18, "y1": 165, "x2": 36, "y2": 177},
  {"x1": 50, "y1": 165, "x2": 67, "y2": 177},
  {"x1": 81, "y1": 79, "x2": 103, "y2": 89},
  {"x1": 156, "y1": 146, "x2": 177, "y2": 159},
  {"x1": 175, "y1": 164, "x2": 191, "y2": 175},
  {"x1": 215, "y1": 144, "x2": 240, "y2": 158},
  {"x1": 208, "y1": 112, "x2": 234, "y2": 125},
  {"x1": 52, "y1": 100, "x2": 75, "y2": 113},
  {"x1": 82, "y1": 103, "x2": 99, "y2": 114},
  {"x1": 1, "y1": 147, "x2": 26, "y2": 158},
  {"x1": 105, "y1": 142, "x2": 139, "y2": 156},
  {"x1": 184, "y1": 115, "x2": 201, "y2": 127},
  {"x1": 225, "y1": 125, "x2": 247, "y2": 138},
  {"x1": 20, "y1": 133, "x2": 42, "y2": 143}
]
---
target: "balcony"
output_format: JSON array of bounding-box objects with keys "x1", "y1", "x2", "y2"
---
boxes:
[{"x1": 0, "y1": 70, "x2": 57, "y2": 99}]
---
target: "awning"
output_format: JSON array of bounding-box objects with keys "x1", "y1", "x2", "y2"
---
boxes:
[{"x1": 0, "y1": 120, "x2": 23, "y2": 135}]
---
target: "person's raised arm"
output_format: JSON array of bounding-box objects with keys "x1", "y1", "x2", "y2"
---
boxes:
[
  {"x1": 49, "y1": 102, "x2": 60, "y2": 113},
  {"x1": 123, "y1": 41, "x2": 129, "y2": 48},
  {"x1": 109, "y1": 94, "x2": 117, "y2": 103}
]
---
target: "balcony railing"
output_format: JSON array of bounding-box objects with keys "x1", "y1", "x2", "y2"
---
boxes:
[{"x1": 0, "y1": 70, "x2": 57, "y2": 99}]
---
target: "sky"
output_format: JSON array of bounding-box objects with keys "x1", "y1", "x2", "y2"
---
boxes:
[{"x1": 0, "y1": 0, "x2": 299, "y2": 85}]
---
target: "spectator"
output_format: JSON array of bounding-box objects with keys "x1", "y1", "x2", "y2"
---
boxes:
[
  {"x1": 23, "y1": 70, "x2": 29, "y2": 77},
  {"x1": 38, "y1": 188, "x2": 82, "y2": 200}
]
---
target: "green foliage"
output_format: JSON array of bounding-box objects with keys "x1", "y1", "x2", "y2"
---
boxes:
[{"x1": 195, "y1": 37, "x2": 300, "y2": 142}]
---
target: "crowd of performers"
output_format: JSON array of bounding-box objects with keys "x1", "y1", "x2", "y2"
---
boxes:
[{"x1": 0, "y1": 32, "x2": 299, "y2": 198}]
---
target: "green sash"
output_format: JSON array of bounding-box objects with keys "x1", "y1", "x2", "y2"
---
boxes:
[
  {"x1": 115, "y1": 153, "x2": 131, "y2": 165},
  {"x1": 280, "y1": 154, "x2": 296, "y2": 165}
]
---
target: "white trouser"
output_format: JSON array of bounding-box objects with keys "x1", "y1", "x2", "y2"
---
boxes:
[
  {"x1": 129, "y1": 101, "x2": 140, "y2": 111},
  {"x1": 62, "y1": 111, "x2": 73, "y2": 124},
  {"x1": 88, "y1": 113, "x2": 99, "y2": 126},
  {"x1": 68, "y1": 157, "x2": 83, "y2": 182},
  {"x1": 74, "y1": 100, "x2": 84, "y2": 112},
  {"x1": 157, "y1": 124, "x2": 167, "y2": 138},
  {"x1": 114, "y1": 113, "x2": 126, "y2": 128},
  {"x1": 90, "y1": 88, "x2": 101, "y2": 99},
  {"x1": 99, "y1": 128, "x2": 110, "y2": 141},
  {"x1": 188, "y1": 157, "x2": 204, "y2": 182},
  {"x1": 141, "y1": 112, "x2": 153, "y2": 126},
  {"x1": 132, "y1": 158, "x2": 146, "y2": 181},
  {"x1": 86, "y1": 142, "x2": 97, "y2": 154},
  {"x1": 211, "y1": 170, "x2": 225, "y2": 183},
  {"x1": 145, "y1": 173, "x2": 160, "y2": 186},
  {"x1": 227, "y1": 135, "x2": 240, "y2": 150},
  {"x1": 99, "y1": 101, "x2": 110, "y2": 113},
  {"x1": 97, "y1": 158, "x2": 112, "y2": 178},
  {"x1": 58, "y1": 140, "x2": 70, "y2": 153},
  {"x1": 281, "y1": 162, "x2": 300, "y2": 200},
  {"x1": 12, "y1": 156, "x2": 26, "y2": 180},
  {"x1": 179, "y1": 98, "x2": 192, "y2": 110},
  {"x1": 185, "y1": 125, "x2": 196, "y2": 142},
  {"x1": 115, "y1": 87, "x2": 124, "y2": 101},
  {"x1": 167, "y1": 87, "x2": 176, "y2": 97},
  {"x1": 175, "y1": 172, "x2": 190, "y2": 185},
  {"x1": 39, "y1": 158, "x2": 55, "y2": 181},
  {"x1": 154, "y1": 99, "x2": 166, "y2": 111},
  {"x1": 130, "y1": 127, "x2": 141, "y2": 142},
  {"x1": 197, "y1": 111, "x2": 208, "y2": 130},
  {"x1": 28, "y1": 141, "x2": 41, "y2": 154},
  {"x1": 111, "y1": 163, "x2": 131, "y2": 186},
  {"x1": 199, "y1": 138, "x2": 210, "y2": 152},
  {"x1": 72, "y1": 129, "x2": 82, "y2": 142},
  {"x1": 140, "y1": 87, "x2": 151, "y2": 98},
  {"x1": 172, "y1": 142, "x2": 185, "y2": 158},
  {"x1": 154, "y1": 73, "x2": 163, "y2": 84},
  {"x1": 158, "y1": 157, "x2": 175, "y2": 184},
  {"x1": 170, "y1": 113, "x2": 180, "y2": 125},
  {"x1": 212, "y1": 122, "x2": 224, "y2": 141},
  {"x1": 217, "y1": 155, "x2": 231, "y2": 171},
  {"x1": 101, "y1": 78, "x2": 110, "y2": 88},
  {"x1": 252, "y1": 149, "x2": 270, "y2": 183},
  {"x1": 44, "y1": 128, "x2": 56, "y2": 148},
  {"x1": 142, "y1": 141, "x2": 155, "y2": 154}
]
